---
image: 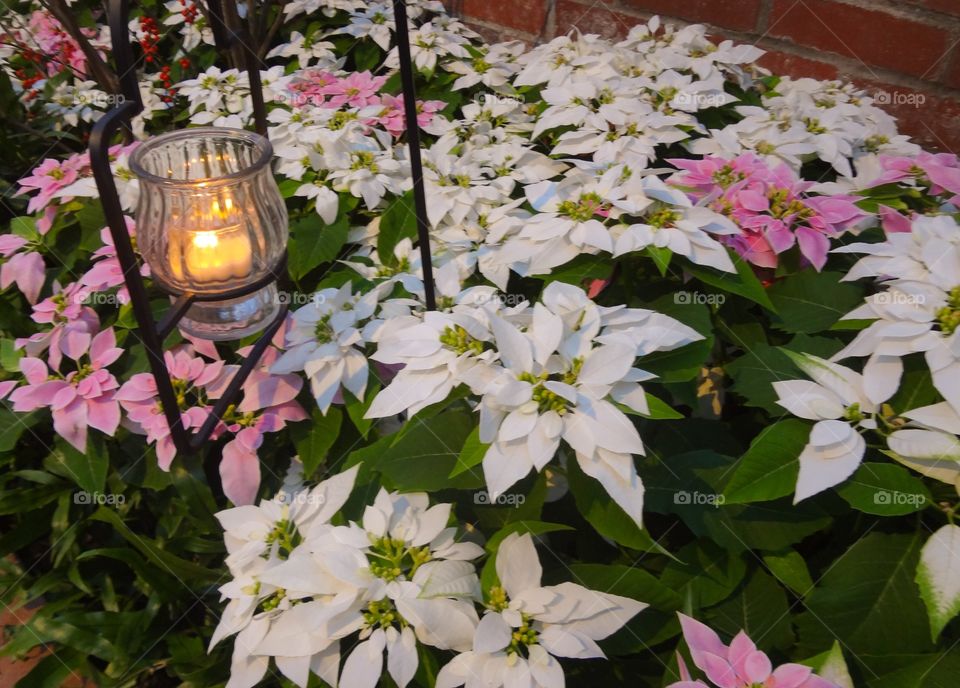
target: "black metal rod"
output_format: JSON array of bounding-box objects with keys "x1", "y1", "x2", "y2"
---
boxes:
[
  {"x1": 188, "y1": 303, "x2": 290, "y2": 451},
  {"x1": 206, "y1": 0, "x2": 269, "y2": 136},
  {"x1": 156, "y1": 294, "x2": 197, "y2": 341},
  {"x1": 393, "y1": 0, "x2": 437, "y2": 310},
  {"x1": 91, "y1": 103, "x2": 193, "y2": 456}
]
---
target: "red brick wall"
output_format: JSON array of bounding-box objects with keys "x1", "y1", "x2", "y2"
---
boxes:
[{"x1": 443, "y1": 0, "x2": 960, "y2": 152}]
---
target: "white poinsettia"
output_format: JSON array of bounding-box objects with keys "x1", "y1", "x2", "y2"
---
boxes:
[
  {"x1": 210, "y1": 466, "x2": 363, "y2": 688},
  {"x1": 436, "y1": 533, "x2": 647, "y2": 688},
  {"x1": 271, "y1": 284, "x2": 384, "y2": 413},
  {"x1": 611, "y1": 175, "x2": 739, "y2": 272},
  {"x1": 499, "y1": 167, "x2": 650, "y2": 276},
  {"x1": 773, "y1": 352, "x2": 880, "y2": 503},
  {"x1": 475, "y1": 283, "x2": 694, "y2": 527},
  {"x1": 833, "y1": 214, "x2": 960, "y2": 412},
  {"x1": 365, "y1": 280, "x2": 504, "y2": 418},
  {"x1": 332, "y1": 489, "x2": 484, "y2": 688},
  {"x1": 887, "y1": 402, "x2": 960, "y2": 490},
  {"x1": 215, "y1": 464, "x2": 360, "y2": 572}
]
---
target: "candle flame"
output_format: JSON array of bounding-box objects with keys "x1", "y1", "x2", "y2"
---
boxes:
[{"x1": 193, "y1": 231, "x2": 219, "y2": 249}]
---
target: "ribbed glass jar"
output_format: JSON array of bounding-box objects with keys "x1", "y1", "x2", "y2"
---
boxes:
[{"x1": 130, "y1": 127, "x2": 288, "y2": 340}]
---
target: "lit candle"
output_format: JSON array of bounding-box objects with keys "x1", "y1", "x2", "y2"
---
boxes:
[
  {"x1": 171, "y1": 196, "x2": 254, "y2": 285},
  {"x1": 183, "y1": 227, "x2": 253, "y2": 283}
]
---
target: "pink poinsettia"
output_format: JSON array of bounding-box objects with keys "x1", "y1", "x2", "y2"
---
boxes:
[
  {"x1": 874, "y1": 152, "x2": 960, "y2": 204},
  {"x1": 670, "y1": 154, "x2": 866, "y2": 271},
  {"x1": 18, "y1": 158, "x2": 80, "y2": 215},
  {"x1": 669, "y1": 614, "x2": 839, "y2": 688},
  {"x1": 287, "y1": 68, "x2": 340, "y2": 107},
  {"x1": 322, "y1": 71, "x2": 388, "y2": 108},
  {"x1": 26, "y1": 10, "x2": 97, "y2": 78},
  {"x1": 115, "y1": 348, "x2": 226, "y2": 470},
  {"x1": 209, "y1": 339, "x2": 308, "y2": 506},
  {"x1": 0, "y1": 235, "x2": 45, "y2": 304},
  {"x1": 9, "y1": 327, "x2": 123, "y2": 451},
  {"x1": 16, "y1": 281, "x2": 100, "y2": 370},
  {"x1": 80, "y1": 219, "x2": 149, "y2": 303},
  {"x1": 369, "y1": 94, "x2": 445, "y2": 137}
]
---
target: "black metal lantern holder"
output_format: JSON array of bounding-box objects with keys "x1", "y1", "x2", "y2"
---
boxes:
[{"x1": 89, "y1": 0, "x2": 437, "y2": 456}]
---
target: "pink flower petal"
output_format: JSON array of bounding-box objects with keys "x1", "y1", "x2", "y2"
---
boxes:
[
  {"x1": 86, "y1": 397, "x2": 121, "y2": 436},
  {"x1": 220, "y1": 434, "x2": 262, "y2": 506},
  {"x1": 52, "y1": 397, "x2": 87, "y2": 451}
]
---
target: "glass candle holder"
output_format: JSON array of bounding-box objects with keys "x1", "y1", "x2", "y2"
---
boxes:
[{"x1": 130, "y1": 127, "x2": 288, "y2": 341}]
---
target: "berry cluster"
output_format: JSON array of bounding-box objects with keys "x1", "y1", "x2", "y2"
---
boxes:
[{"x1": 138, "y1": 16, "x2": 161, "y2": 64}]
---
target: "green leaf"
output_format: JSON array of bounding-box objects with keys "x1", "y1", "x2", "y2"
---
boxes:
[
  {"x1": 345, "y1": 382, "x2": 379, "y2": 439},
  {"x1": 0, "y1": 407, "x2": 38, "y2": 453},
  {"x1": 638, "y1": 393, "x2": 684, "y2": 419},
  {"x1": 836, "y1": 463, "x2": 931, "y2": 516},
  {"x1": 540, "y1": 254, "x2": 614, "y2": 287},
  {"x1": 89, "y1": 507, "x2": 219, "y2": 584},
  {"x1": 46, "y1": 435, "x2": 109, "y2": 496},
  {"x1": 484, "y1": 521, "x2": 573, "y2": 554},
  {"x1": 705, "y1": 568, "x2": 794, "y2": 651},
  {"x1": 660, "y1": 540, "x2": 747, "y2": 607},
  {"x1": 915, "y1": 524, "x2": 960, "y2": 641},
  {"x1": 763, "y1": 549, "x2": 815, "y2": 596},
  {"x1": 291, "y1": 407, "x2": 343, "y2": 478},
  {"x1": 567, "y1": 458, "x2": 667, "y2": 554},
  {"x1": 0, "y1": 338, "x2": 23, "y2": 372},
  {"x1": 568, "y1": 563, "x2": 683, "y2": 612},
  {"x1": 723, "y1": 420, "x2": 808, "y2": 504},
  {"x1": 449, "y1": 425, "x2": 489, "y2": 478},
  {"x1": 288, "y1": 215, "x2": 349, "y2": 281},
  {"x1": 725, "y1": 334, "x2": 842, "y2": 413},
  {"x1": 802, "y1": 642, "x2": 855, "y2": 688},
  {"x1": 354, "y1": 409, "x2": 484, "y2": 491},
  {"x1": 767, "y1": 270, "x2": 864, "y2": 333},
  {"x1": 378, "y1": 191, "x2": 418, "y2": 262},
  {"x1": 0, "y1": 613, "x2": 119, "y2": 662},
  {"x1": 797, "y1": 533, "x2": 932, "y2": 656},
  {"x1": 684, "y1": 255, "x2": 777, "y2": 313},
  {"x1": 647, "y1": 246, "x2": 672, "y2": 276},
  {"x1": 9, "y1": 216, "x2": 39, "y2": 240}
]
